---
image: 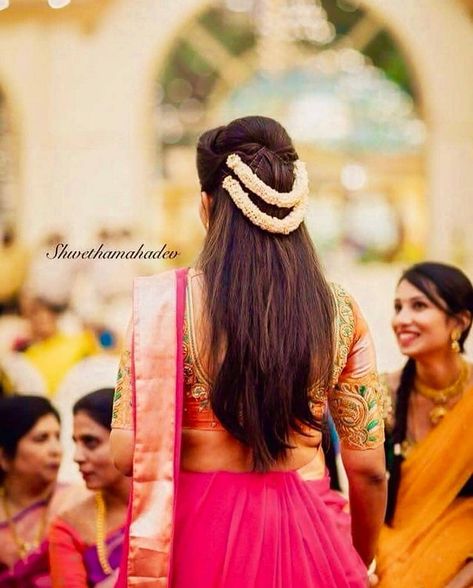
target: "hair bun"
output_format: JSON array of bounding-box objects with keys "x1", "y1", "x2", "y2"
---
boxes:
[{"x1": 197, "y1": 116, "x2": 298, "y2": 193}]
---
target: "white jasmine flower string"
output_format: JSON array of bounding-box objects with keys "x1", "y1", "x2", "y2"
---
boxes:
[
  {"x1": 222, "y1": 175, "x2": 308, "y2": 235},
  {"x1": 226, "y1": 154, "x2": 309, "y2": 208},
  {"x1": 222, "y1": 152, "x2": 309, "y2": 235}
]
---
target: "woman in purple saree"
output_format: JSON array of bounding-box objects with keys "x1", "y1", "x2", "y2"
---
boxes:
[
  {"x1": 0, "y1": 395, "x2": 72, "y2": 588},
  {"x1": 111, "y1": 116, "x2": 387, "y2": 588}
]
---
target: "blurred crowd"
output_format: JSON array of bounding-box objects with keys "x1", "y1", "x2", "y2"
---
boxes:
[{"x1": 0, "y1": 224, "x2": 146, "y2": 481}]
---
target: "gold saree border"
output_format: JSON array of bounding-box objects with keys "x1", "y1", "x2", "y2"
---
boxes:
[{"x1": 126, "y1": 269, "x2": 186, "y2": 587}]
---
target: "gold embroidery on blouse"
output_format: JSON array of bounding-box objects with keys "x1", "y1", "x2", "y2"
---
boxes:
[
  {"x1": 112, "y1": 349, "x2": 132, "y2": 429},
  {"x1": 331, "y1": 283, "x2": 356, "y2": 386},
  {"x1": 183, "y1": 316, "x2": 210, "y2": 412},
  {"x1": 308, "y1": 283, "x2": 356, "y2": 418},
  {"x1": 329, "y1": 372, "x2": 385, "y2": 449}
]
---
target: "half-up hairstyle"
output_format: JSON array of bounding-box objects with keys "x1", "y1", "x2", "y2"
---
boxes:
[
  {"x1": 196, "y1": 116, "x2": 335, "y2": 471},
  {"x1": 386, "y1": 261, "x2": 473, "y2": 523}
]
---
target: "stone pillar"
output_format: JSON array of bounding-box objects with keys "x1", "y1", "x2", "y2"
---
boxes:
[{"x1": 360, "y1": 0, "x2": 473, "y2": 271}]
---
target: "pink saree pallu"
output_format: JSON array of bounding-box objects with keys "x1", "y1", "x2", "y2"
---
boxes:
[
  {"x1": 117, "y1": 269, "x2": 187, "y2": 587},
  {"x1": 118, "y1": 268, "x2": 367, "y2": 588}
]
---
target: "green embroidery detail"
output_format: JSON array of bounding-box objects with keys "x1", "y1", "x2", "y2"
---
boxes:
[
  {"x1": 329, "y1": 373, "x2": 385, "y2": 449},
  {"x1": 367, "y1": 419, "x2": 379, "y2": 431},
  {"x1": 330, "y1": 283, "x2": 356, "y2": 386},
  {"x1": 112, "y1": 349, "x2": 132, "y2": 429}
]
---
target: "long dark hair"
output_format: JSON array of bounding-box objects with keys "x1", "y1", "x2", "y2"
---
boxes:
[
  {"x1": 0, "y1": 395, "x2": 60, "y2": 483},
  {"x1": 386, "y1": 261, "x2": 473, "y2": 523},
  {"x1": 196, "y1": 116, "x2": 335, "y2": 471},
  {"x1": 73, "y1": 388, "x2": 114, "y2": 431}
]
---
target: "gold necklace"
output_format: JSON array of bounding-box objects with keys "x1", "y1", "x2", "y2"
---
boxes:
[
  {"x1": 0, "y1": 486, "x2": 50, "y2": 559},
  {"x1": 95, "y1": 491, "x2": 113, "y2": 575},
  {"x1": 414, "y1": 359, "x2": 470, "y2": 425}
]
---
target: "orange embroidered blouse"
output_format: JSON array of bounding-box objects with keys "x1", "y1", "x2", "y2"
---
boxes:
[{"x1": 111, "y1": 282, "x2": 385, "y2": 450}]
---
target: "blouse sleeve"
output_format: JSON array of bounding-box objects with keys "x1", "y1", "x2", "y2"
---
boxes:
[
  {"x1": 48, "y1": 518, "x2": 88, "y2": 588},
  {"x1": 328, "y1": 287, "x2": 385, "y2": 450},
  {"x1": 111, "y1": 321, "x2": 133, "y2": 431}
]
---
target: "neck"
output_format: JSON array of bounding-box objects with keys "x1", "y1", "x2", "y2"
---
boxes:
[
  {"x1": 102, "y1": 477, "x2": 130, "y2": 512},
  {"x1": 3, "y1": 475, "x2": 55, "y2": 512},
  {"x1": 415, "y1": 352, "x2": 464, "y2": 389},
  {"x1": 34, "y1": 330, "x2": 58, "y2": 343}
]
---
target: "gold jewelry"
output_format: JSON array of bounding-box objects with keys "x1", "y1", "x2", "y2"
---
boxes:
[
  {"x1": 451, "y1": 328, "x2": 462, "y2": 353},
  {"x1": 95, "y1": 491, "x2": 113, "y2": 575},
  {"x1": 0, "y1": 486, "x2": 49, "y2": 559},
  {"x1": 414, "y1": 359, "x2": 469, "y2": 425}
]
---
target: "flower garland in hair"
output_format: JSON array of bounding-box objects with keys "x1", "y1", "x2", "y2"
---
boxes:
[
  {"x1": 226, "y1": 153, "x2": 308, "y2": 207},
  {"x1": 222, "y1": 178, "x2": 308, "y2": 235},
  {"x1": 222, "y1": 153, "x2": 309, "y2": 235}
]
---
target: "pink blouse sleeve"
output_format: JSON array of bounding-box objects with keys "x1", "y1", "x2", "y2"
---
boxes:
[
  {"x1": 49, "y1": 518, "x2": 88, "y2": 588},
  {"x1": 328, "y1": 285, "x2": 385, "y2": 450},
  {"x1": 111, "y1": 321, "x2": 133, "y2": 431}
]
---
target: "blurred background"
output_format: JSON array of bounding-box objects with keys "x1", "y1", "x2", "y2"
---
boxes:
[{"x1": 0, "y1": 0, "x2": 472, "y2": 477}]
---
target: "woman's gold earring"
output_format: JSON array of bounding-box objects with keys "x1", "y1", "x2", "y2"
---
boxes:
[{"x1": 451, "y1": 328, "x2": 461, "y2": 353}]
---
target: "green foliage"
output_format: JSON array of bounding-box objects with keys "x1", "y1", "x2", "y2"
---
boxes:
[
  {"x1": 199, "y1": 7, "x2": 256, "y2": 55},
  {"x1": 364, "y1": 31, "x2": 414, "y2": 96}
]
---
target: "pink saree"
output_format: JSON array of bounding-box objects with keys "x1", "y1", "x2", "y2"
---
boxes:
[
  {"x1": 117, "y1": 269, "x2": 368, "y2": 587},
  {"x1": 0, "y1": 484, "x2": 73, "y2": 588}
]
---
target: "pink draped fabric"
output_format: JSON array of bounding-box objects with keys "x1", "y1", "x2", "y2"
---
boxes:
[
  {"x1": 117, "y1": 269, "x2": 187, "y2": 588},
  {"x1": 117, "y1": 269, "x2": 368, "y2": 587},
  {"x1": 172, "y1": 471, "x2": 366, "y2": 588}
]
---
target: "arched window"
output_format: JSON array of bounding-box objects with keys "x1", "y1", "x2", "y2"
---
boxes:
[{"x1": 154, "y1": 0, "x2": 426, "y2": 264}]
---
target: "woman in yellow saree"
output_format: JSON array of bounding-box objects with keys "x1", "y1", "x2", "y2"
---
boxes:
[{"x1": 378, "y1": 262, "x2": 473, "y2": 588}]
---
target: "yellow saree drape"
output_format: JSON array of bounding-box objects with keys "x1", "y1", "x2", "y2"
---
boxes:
[{"x1": 377, "y1": 386, "x2": 473, "y2": 588}]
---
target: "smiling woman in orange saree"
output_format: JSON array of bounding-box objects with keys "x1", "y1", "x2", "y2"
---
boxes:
[{"x1": 378, "y1": 262, "x2": 473, "y2": 588}]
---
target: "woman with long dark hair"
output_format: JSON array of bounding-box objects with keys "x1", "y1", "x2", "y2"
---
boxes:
[
  {"x1": 111, "y1": 116, "x2": 387, "y2": 587},
  {"x1": 0, "y1": 395, "x2": 70, "y2": 587},
  {"x1": 377, "y1": 262, "x2": 473, "y2": 588},
  {"x1": 49, "y1": 389, "x2": 130, "y2": 587}
]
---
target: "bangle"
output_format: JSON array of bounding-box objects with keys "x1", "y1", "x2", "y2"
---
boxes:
[{"x1": 367, "y1": 558, "x2": 377, "y2": 576}]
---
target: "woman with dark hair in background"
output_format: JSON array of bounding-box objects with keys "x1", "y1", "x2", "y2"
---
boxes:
[
  {"x1": 111, "y1": 115, "x2": 387, "y2": 587},
  {"x1": 0, "y1": 395, "x2": 71, "y2": 587},
  {"x1": 377, "y1": 262, "x2": 473, "y2": 588},
  {"x1": 49, "y1": 388, "x2": 129, "y2": 588}
]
